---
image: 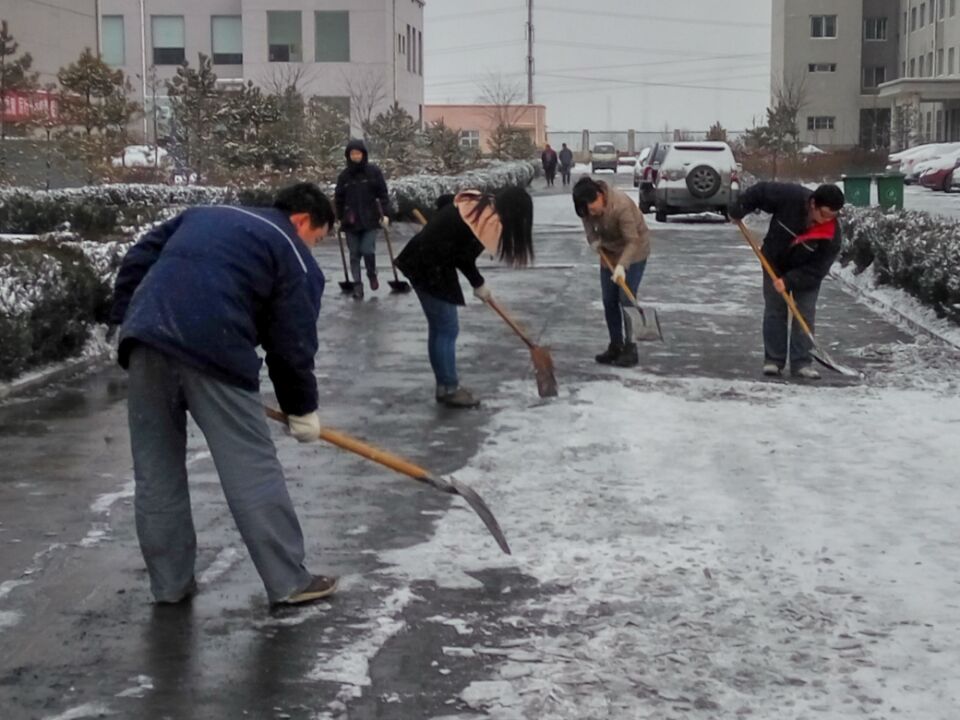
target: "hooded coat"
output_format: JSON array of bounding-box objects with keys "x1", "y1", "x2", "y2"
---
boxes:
[{"x1": 334, "y1": 139, "x2": 391, "y2": 232}]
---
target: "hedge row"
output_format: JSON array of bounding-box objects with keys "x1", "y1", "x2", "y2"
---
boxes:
[
  {"x1": 0, "y1": 161, "x2": 537, "y2": 381},
  {"x1": 0, "y1": 161, "x2": 537, "y2": 237},
  {"x1": 839, "y1": 207, "x2": 960, "y2": 323}
]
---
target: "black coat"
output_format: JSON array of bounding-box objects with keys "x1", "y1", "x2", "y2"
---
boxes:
[
  {"x1": 730, "y1": 182, "x2": 841, "y2": 292},
  {"x1": 334, "y1": 139, "x2": 391, "y2": 232},
  {"x1": 395, "y1": 204, "x2": 485, "y2": 305},
  {"x1": 541, "y1": 149, "x2": 558, "y2": 170},
  {"x1": 109, "y1": 206, "x2": 324, "y2": 416},
  {"x1": 559, "y1": 147, "x2": 574, "y2": 168}
]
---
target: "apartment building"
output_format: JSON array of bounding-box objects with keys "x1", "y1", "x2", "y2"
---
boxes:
[
  {"x1": 879, "y1": 0, "x2": 960, "y2": 145},
  {"x1": 97, "y1": 0, "x2": 424, "y2": 138},
  {"x1": 771, "y1": 0, "x2": 900, "y2": 149}
]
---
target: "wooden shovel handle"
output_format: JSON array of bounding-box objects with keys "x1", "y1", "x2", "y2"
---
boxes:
[
  {"x1": 411, "y1": 208, "x2": 428, "y2": 226},
  {"x1": 734, "y1": 220, "x2": 815, "y2": 338},
  {"x1": 598, "y1": 249, "x2": 640, "y2": 305},
  {"x1": 486, "y1": 297, "x2": 536, "y2": 350},
  {"x1": 264, "y1": 407, "x2": 432, "y2": 481}
]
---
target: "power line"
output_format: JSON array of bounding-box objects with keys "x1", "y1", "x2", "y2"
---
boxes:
[{"x1": 539, "y1": 6, "x2": 768, "y2": 29}]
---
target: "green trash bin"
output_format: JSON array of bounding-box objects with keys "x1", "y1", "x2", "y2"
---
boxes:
[
  {"x1": 875, "y1": 173, "x2": 905, "y2": 211},
  {"x1": 841, "y1": 174, "x2": 872, "y2": 207}
]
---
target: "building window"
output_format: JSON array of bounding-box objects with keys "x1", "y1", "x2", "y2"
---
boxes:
[
  {"x1": 101, "y1": 15, "x2": 125, "y2": 66},
  {"x1": 927, "y1": 111, "x2": 933, "y2": 140},
  {"x1": 459, "y1": 130, "x2": 480, "y2": 148},
  {"x1": 941, "y1": 0, "x2": 947, "y2": 19},
  {"x1": 923, "y1": 2, "x2": 929, "y2": 25},
  {"x1": 315, "y1": 11, "x2": 349, "y2": 62},
  {"x1": 418, "y1": 30, "x2": 423, "y2": 75},
  {"x1": 151, "y1": 16, "x2": 185, "y2": 65},
  {"x1": 411, "y1": 27, "x2": 417, "y2": 74},
  {"x1": 211, "y1": 16, "x2": 242, "y2": 65},
  {"x1": 807, "y1": 116, "x2": 836, "y2": 131},
  {"x1": 810, "y1": 15, "x2": 838, "y2": 38},
  {"x1": 406, "y1": 25, "x2": 412, "y2": 72},
  {"x1": 951, "y1": 47, "x2": 957, "y2": 74},
  {"x1": 268, "y1": 11, "x2": 302, "y2": 62},
  {"x1": 864, "y1": 17, "x2": 888, "y2": 40},
  {"x1": 902, "y1": 60, "x2": 907, "y2": 77},
  {"x1": 910, "y1": 58, "x2": 916, "y2": 76},
  {"x1": 953, "y1": 0, "x2": 957, "y2": 17},
  {"x1": 928, "y1": 51, "x2": 934, "y2": 75},
  {"x1": 863, "y1": 66, "x2": 887, "y2": 88},
  {"x1": 938, "y1": 49, "x2": 945, "y2": 74},
  {"x1": 808, "y1": 63, "x2": 837, "y2": 73}
]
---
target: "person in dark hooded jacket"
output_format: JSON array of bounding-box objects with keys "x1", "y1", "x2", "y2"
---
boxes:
[
  {"x1": 334, "y1": 139, "x2": 392, "y2": 299},
  {"x1": 729, "y1": 182, "x2": 845, "y2": 379},
  {"x1": 109, "y1": 183, "x2": 340, "y2": 608}
]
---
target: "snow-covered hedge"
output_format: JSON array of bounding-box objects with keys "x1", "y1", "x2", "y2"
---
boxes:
[
  {"x1": 840, "y1": 207, "x2": 960, "y2": 323},
  {"x1": 0, "y1": 161, "x2": 537, "y2": 237},
  {"x1": 0, "y1": 234, "x2": 125, "y2": 380}
]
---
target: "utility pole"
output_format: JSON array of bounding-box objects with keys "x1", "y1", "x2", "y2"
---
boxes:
[
  {"x1": 526, "y1": 0, "x2": 534, "y2": 104},
  {"x1": 139, "y1": 0, "x2": 148, "y2": 141}
]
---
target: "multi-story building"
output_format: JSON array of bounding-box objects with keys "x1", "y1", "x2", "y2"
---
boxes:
[
  {"x1": 880, "y1": 0, "x2": 960, "y2": 146},
  {"x1": 97, "y1": 0, "x2": 424, "y2": 139},
  {"x1": 771, "y1": 0, "x2": 900, "y2": 149},
  {"x1": 0, "y1": 0, "x2": 99, "y2": 86}
]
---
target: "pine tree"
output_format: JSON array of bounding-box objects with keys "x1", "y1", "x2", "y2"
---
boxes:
[
  {"x1": 215, "y1": 80, "x2": 279, "y2": 170},
  {"x1": 57, "y1": 48, "x2": 139, "y2": 181},
  {"x1": 707, "y1": 121, "x2": 728, "y2": 142},
  {"x1": 366, "y1": 103, "x2": 419, "y2": 175},
  {"x1": 305, "y1": 96, "x2": 350, "y2": 176},
  {"x1": 0, "y1": 20, "x2": 38, "y2": 141},
  {"x1": 423, "y1": 119, "x2": 467, "y2": 174},
  {"x1": 166, "y1": 54, "x2": 221, "y2": 176}
]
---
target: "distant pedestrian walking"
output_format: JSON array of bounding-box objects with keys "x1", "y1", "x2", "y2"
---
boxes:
[
  {"x1": 541, "y1": 144, "x2": 559, "y2": 187},
  {"x1": 559, "y1": 143, "x2": 574, "y2": 186}
]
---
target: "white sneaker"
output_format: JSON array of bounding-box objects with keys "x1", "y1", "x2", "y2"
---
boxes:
[
  {"x1": 762, "y1": 362, "x2": 782, "y2": 376},
  {"x1": 792, "y1": 366, "x2": 821, "y2": 380}
]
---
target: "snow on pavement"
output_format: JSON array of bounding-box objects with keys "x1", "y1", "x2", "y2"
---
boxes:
[{"x1": 370, "y1": 375, "x2": 960, "y2": 718}]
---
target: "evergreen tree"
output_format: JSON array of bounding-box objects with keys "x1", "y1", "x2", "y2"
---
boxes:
[
  {"x1": 166, "y1": 54, "x2": 220, "y2": 175},
  {"x1": 365, "y1": 103, "x2": 418, "y2": 175},
  {"x1": 0, "y1": 20, "x2": 38, "y2": 141},
  {"x1": 423, "y1": 119, "x2": 467, "y2": 174},
  {"x1": 305, "y1": 96, "x2": 350, "y2": 176}
]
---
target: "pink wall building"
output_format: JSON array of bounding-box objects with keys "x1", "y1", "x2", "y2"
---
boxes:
[{"x1": 423, "y1": 104, "x2": 547, "y2": 153}]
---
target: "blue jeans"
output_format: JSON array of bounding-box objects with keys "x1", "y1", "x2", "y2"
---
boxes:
[
  {"x1": 415, "y1": 289, "x2": 459, "y2": 388},
  {"x1": 762, "y1": 272, "x2": 819, "y2": 369},
  {"x1": 600, "y1": 260, "x2": 647, "y2": 344},
  {"x1": 345, "y1": 229, "x2": 378, "y2": 283}
]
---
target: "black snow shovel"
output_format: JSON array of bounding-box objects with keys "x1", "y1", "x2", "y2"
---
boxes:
[
  {"x1": 382, "y1": 225, "x2": 411, "y2": 293},
  {"x1": 598, "y1": 249, "x2": 663, "y2": 342},
  {"x1": 735, "y1": 220, "x2": 860, "y2": 378},
  {"x1": 336, "y1": 230, "x2": 357, "y2": 294},
  {"x1": 265, "y1": 406, "x2": 511, "y2": 555}
]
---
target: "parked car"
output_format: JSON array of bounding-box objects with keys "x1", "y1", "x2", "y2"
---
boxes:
[
  {"x1": 652, "y1": 141, "x2": 740, "y2": 222},
  {"x1": 632, "y1": 147, "x2": 652, "y2": 187},
  {"x1": 894, "y1": 143, "x2": 960, "y2": 183},
  {"x1": 590, "y1": 142, "x2": 618, "y2": 173},
  {"x1": 635, "y1": 142, "x2": 670, "y2": 211},
  {"x1": 919, "y1": 149, "x2": 960, "y2": 191}
]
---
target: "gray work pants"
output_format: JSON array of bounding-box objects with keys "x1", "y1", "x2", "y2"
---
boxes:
[{"x1": 127, "y1": 345, "x2": 312, "y2": 603}]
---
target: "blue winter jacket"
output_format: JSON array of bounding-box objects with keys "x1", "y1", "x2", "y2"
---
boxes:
[{"x1": 110, "y1": 206, "x2": 325, "y2": 416}]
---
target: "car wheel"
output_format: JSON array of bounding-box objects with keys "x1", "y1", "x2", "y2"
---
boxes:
[
  {"x1": 655, "y1": 206, "x2": 667, "y2": 223},
  {"x1": 633, "y1": 178, "x2": 639, "y2": 187},
  {"x1": 944, "y1": 176, "x2": 952, "y2": 193},
  {"x1": 719, "y1": 206, "x2": 730, "y2": 220},
  {"x1": 685, "y1": 165, "x2": 722, "y2": 199},
  {"x1": 590, "y1": 163, "x2": 596, "y2": 174}
]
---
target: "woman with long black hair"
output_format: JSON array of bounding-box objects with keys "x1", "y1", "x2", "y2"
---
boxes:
[{"x1": 396, "y1": 187, "x2": 535, "y2": 408}]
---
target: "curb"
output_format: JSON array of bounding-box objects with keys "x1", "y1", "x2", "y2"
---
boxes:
[{"x1": 0, "y1": 351, "x2": 113, "y2": 402}]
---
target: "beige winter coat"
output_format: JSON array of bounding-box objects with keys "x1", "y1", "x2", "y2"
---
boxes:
[{"x1": 581, "y1": 181, "x2": 651, "y2": 266}]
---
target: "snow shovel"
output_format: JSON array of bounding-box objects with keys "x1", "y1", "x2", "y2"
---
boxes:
[
  {"x1": 735, "y1": 219, "x2": 860, "y2": 378},
  {"x1": 265, "y1": 406, "x2": 511, "y2": 555},
  {"x1": 598, "y1": 250, "x2": 663, "y2": 342},
  {"x1": 485, "y1": 297, "x2": 558, "y2": 398},
  {"x1": 336, "y1": 230, "x2": 357, "y2": 294},
  {"x1": 381, "y1": 225, "x2": 411, "y2": 293}
]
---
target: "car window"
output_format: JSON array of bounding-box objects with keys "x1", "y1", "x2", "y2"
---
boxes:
[
  {"x1": 654, "y1": 145, "x2": 669, "y2": 162},
  {"x1": 593, "y1": 144, "x2": 615, "y2": 153}
]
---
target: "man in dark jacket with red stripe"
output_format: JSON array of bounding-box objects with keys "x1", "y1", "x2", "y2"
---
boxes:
[
  {"x1": 109, "y1": 183, "x2": 340, "y2": 607},
  {"x1": 729, "y1": 182, "x2": 845, "y2": 379}
]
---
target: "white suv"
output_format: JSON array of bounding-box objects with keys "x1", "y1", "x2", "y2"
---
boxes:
[{"x1": 653, "y1": 141, "x2": 740, "y2": 222}]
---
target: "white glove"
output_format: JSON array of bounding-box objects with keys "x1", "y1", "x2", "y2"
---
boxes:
[
  {"x1": 612, "y1": 264, "x2": 626, "y2": 284},
  {"x1": 332, "y1": 221, "x2": 341, "y2": 236},
  {"x1": 588, "y1": 239, "x2": 601, "y2": 254},
  {"x1": 380, "y1": 216, "x2": 390, "y2": 229},
  {"x1": 287, "y1": 412, "x2": 320, "y2": 443},
  {"x1": 473, "y1": 284, "x2": 492, "y2": 302}
]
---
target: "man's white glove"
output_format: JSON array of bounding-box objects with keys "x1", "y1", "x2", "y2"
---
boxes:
[
  {"x1": 473, "y1": 284, "x2": 493, "y2": 302},
  {"x1": 588, "y1": 239, "x2": 601, "y2": 254},
  {"x1": 380, "y1": 216, "x2": 390, "y2": 229},
  {"x1": 332, "y1": 221, "x2": 341, "y2": 236},
  {"x1": 287, "y1": 412, "x2": 321, "y2": 443},
  {"x1": 612, "y1": 264, "x2": 626, "y2": 284}
]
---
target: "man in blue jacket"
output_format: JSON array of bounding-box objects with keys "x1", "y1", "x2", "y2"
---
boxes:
[
  {"x1": 334, "y1": 139, "x2": 391, "y2": 300},
  {"x1": 109, "y1": 183, "x2": 337, "y2": 607},
  {"x1": 729, "y1": 182, "x2": 845, "y2": 379}
]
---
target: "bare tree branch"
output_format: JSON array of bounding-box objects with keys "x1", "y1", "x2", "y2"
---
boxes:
[{"x1": 342, "y1": 69, "x2": 386, "y2": 136}]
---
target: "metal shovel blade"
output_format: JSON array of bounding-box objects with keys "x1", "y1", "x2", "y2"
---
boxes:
[
  {"x1": 442, "y1": 476, "x2": 512, "y2": 555},
  {"x1": 530, "y1": 345, "x2": 558, "y2": 398}
]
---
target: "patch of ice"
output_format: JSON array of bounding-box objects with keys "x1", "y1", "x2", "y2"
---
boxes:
[
  {"x1": 90, "y1": 481, "x2": 134, "y2": 514},
  {"x1": 459, "y1": 680, "x2": 521, "y2": 711},
  {"x1": 41, "y1": 703, "x2": 113, "y2": 720},
  {"x1": 198, "y1": 547, "x2": 242, "y2": 585},
  {"x1": 114, "y1": 674, "x2": 154, "y2": 698},
  {"x1": 426, "y1": 616, "x2": 473, "y2": 635}
]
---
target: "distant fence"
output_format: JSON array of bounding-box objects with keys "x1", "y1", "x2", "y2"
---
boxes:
[{"x1": 547, "y1": 130, "x2": 748, "y2": 155}]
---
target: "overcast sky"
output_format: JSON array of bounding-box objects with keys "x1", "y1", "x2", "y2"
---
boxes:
[{"x1": 423, "y1": 1, "x2": 772, "y2": 133}]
